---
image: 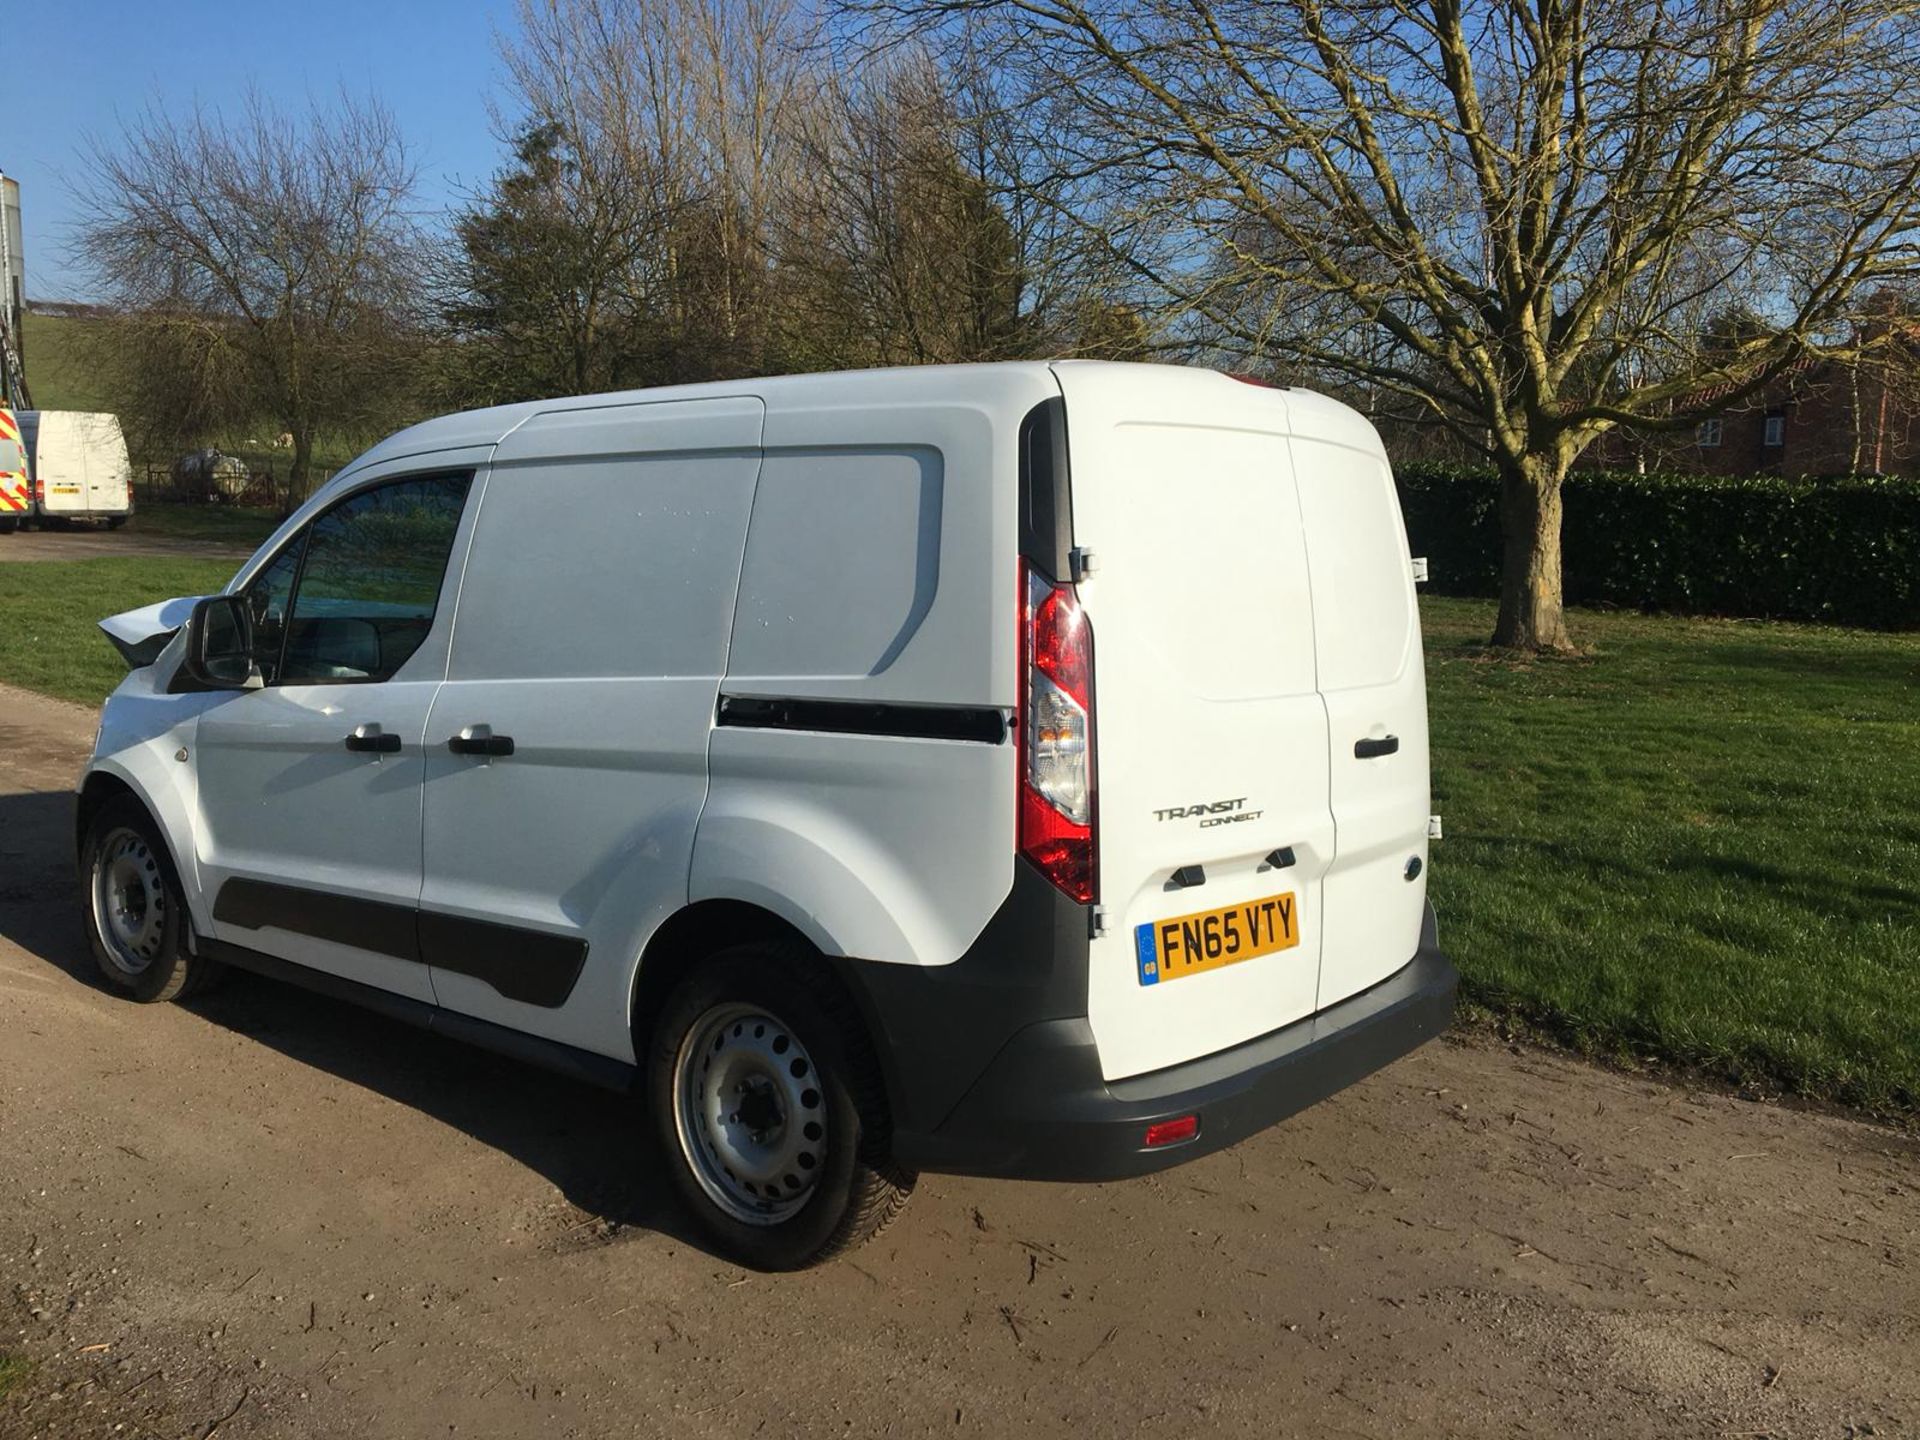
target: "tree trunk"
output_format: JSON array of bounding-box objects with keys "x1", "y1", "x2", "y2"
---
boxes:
[
  {"x1": 1490, "y1": 454, "x2": 1578, "y2": 654},
  {"x1": 289, "y1": 427, "x2": 316, "y2": 505}
]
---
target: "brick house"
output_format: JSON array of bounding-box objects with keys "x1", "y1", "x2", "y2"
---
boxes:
[{"x1": 1598, "y1": 337, "x2": 1920, "y2": 478}]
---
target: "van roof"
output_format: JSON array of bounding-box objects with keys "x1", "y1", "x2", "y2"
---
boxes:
[
  {"x1": 346, "y1": 360, "x2": 1381, "y2": 477},
  {"x1": 354, "y1": 361, "x2": 1064, "y2": 472}
]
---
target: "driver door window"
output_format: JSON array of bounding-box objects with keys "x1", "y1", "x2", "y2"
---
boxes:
[{"x1": 264, "y1": 475, "x2": 471, "y2": 685}]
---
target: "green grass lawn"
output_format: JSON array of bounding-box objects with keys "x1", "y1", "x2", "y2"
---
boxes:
[
  {"x1": 0, "y1": 558, "x2": 237, "y2": 704},
  {"x1": 130, "y1": 502, "x2": 285, "y2": 546},
  {"x1": 1425, "y1": 597, "x2": 1920, "y2": 1118},
  {"x1": 0, "y1": 1352, "x2": 31, "y2": 1403}
]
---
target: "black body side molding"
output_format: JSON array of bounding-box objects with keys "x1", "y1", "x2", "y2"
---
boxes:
[
  {"x1": 716, "y1": 695, "x2": 1007, "y2": 745},
  {"x1": 200, "y1": 938, "x2": 636, "y2": 1094},
  {"x1": 210, "y1": 878, "x2": 588, "y2": 1009}
]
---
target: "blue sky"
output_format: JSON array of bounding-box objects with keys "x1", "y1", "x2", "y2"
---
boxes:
[{"x1": 6, "y1": 0, "x2": 517, "y2": 300}]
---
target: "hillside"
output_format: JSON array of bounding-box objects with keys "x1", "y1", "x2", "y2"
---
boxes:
[{"x1": 18, "y1": 310, "x2": 116, "y2": 413}]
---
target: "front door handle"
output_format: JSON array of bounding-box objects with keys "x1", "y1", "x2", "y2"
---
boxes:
[
  {"x1": 1354, "y1": 734, "x2": 1400, "y2": 759},
  {"x1": 448, "y1": 725, "x2": 515, "y2": 758},
  {"x1": 344, "y1": 723, "x2": 402, "y2": 754}
]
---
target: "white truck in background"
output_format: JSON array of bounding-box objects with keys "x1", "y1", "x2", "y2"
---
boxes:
[{"x1": 22, "y1": 410, "x2": 134, "y2": 527}]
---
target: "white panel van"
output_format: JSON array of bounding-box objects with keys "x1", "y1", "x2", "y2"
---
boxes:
[
  {"x1": 76, "y1": 363, "x2": 1455, "y2": 1269},
  {"x1": 22, "y1": 410, "x2": 134, "y2": 526}
]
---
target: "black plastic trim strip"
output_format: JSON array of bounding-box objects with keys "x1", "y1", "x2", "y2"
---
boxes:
[
  {"x1": 200, "y1": 938, "x2": 636, "y2": 1094},
  {"x1": 213, "y1": 878, "x2": 417, "y2": 960},
  {"x1": 716, "y1": 695, "x2": 1007, "y2": 745},
  {"x1": 418, "y1": 911, "x2": 588, "y2": 1009},
  {"x1": 1018, "y1": 395, "x2": 1075, "y2": 581},
  {"x1": 210, "y1": 878, "x2": 589, "y2": 1009}
]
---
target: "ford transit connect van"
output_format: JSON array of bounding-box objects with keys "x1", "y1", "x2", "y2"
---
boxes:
[{"x1": 77, "y1": 362, "x2": 1455, "y2": 1269}]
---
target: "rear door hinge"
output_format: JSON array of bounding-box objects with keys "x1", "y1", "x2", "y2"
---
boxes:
[
  {"x1": 1411, "y1": 556, "x2": 1430, "y2": 584},
  {"x1": 1069, "y1": 546, "x2": 1098, "y2": 583},
  {"x1": 1089, "y1": 904, "x2": 1110, "y2": 938}
]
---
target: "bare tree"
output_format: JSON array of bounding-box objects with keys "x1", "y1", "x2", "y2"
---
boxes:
[
  {"x1": 855, "y1": 0, "x2": 1920, "y2": 651},
  {"x1": 776, "y1": 56, "x2": 1028, "y2": 365},
  {"x1": 489, "y1": 0, "x2": 809, "y2": 381},
  {"x1": 76, "y1": 91, "x2": 426, "y2": 491}
]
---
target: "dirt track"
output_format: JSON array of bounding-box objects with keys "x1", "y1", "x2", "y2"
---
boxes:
[
  {"x1": 0, "y1": 525, "x2": 251, "y2": 564},
  {"x1": 0, "y1": 681, "x2": 1914, "y2": 1439}
]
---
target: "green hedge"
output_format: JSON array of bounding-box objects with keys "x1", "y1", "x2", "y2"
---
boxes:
[{"x1": 1395, "y1": 465, "x2": 1920, "y2": 629}]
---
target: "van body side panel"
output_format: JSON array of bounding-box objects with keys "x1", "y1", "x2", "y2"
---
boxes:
[
  {"x1": 419, "y1": 398, "x2": 764, "y2": 1062},
  {"x1": 695, "y1": 374, "x2": 1055, "y2": 968},
  {"x1": 1050, "y1": 363, "x2": 1338, "y2": 1082}
]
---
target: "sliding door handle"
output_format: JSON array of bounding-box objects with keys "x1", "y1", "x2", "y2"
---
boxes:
[
  {"x1": 1354, "y1": 734, "x2": 1400, "y2": 759},
  {"x1": 448, "y1": 726, "x2": 515, "y2": 758}
]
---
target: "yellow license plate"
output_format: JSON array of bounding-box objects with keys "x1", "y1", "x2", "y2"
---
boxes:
[{"x1": 1136, "y1": 893, "x2": 1299, "y2": 986}]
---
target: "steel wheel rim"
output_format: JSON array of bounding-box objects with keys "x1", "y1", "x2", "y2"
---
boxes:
[
  {"x1": 91, "y1": 827, "x2": 167, "y2": 977},
  {"x1": 672, "y1": 1002, "x2": 827, "y2": 1226}
]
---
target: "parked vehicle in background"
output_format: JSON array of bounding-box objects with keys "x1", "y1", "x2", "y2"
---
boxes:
[
  {"x1": 0, "y1": 406, "x2": 27, "y2": 533},
  {"x1": 22, "y1": 410, "x2": 134, "y2": 527},
  {"x1": 76, "y1": 361, "x2": 1455, "y2": 1270}
]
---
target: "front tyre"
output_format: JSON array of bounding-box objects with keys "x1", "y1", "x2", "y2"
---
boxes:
[
  {"x1": 647, "y1": 943, "x2": 913, "y2": 1270},
  {"x1": 81, "y1": 795, "x2": 216, "y2": 1003}
]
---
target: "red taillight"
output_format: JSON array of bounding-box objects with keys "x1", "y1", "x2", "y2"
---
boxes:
[
  {"x1": 1143, "y1": 1115, "x2": 1199, "y2": 1148},
  {"x1": 1018, "y1": 561, "x2": 1096, "y2": 903}
]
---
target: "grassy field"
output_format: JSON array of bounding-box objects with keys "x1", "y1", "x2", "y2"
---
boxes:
[
  {"x1": 19, "y1": 311, "x2": 116, "y2": 413},
  {"x1": 1426, "y1": 597, "x2": 1919, "y2": 1118},
  {"x1": 130, "y1": 502, "x2": 285, "y2": 546},
  {"x1": 0, "y1": 567, "x2": 1913, "y2": 1118},
  {"x1": 0, "y1": 558, "x2": 237, "y2": 704},
  {"x1": 18, "y1": 311, "x2": 379, "y2": 474}
]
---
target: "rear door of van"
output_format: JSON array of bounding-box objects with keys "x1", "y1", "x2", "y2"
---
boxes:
[
  {"x1": 78, "y1": 414, "x2": 133, "y2": 516},
  {"x1": 1286, "y1": 394, "x2": 1431, "y2": 1008},
  {"x1": 26, "y1": 412, "x2": 85, "y2": 517},
  {"x1": 1050, "y1": 363, "x2": 1336, "y2": 1081}
]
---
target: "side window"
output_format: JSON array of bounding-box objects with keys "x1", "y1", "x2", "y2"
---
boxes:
[
  {"x1": 242, "y1": 542, "x2": 304, "y2": 684},
  {"x1": 279, "y1": 474, "x2": 472, "y2": 685}
]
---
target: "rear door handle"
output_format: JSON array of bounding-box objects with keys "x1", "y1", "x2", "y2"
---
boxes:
[
  {"x1": 1354, "y1": 734, "x2": 1400, "y2": 759},
  {"x1": 448, "y1": 725, "x2": 515, "y2": 758},
  {"x1": 344, "y1": 723, "x2": 401, "y2": 754}
]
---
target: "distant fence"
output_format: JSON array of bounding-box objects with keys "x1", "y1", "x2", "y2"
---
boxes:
[
  {"x1": 136, "y1": 456, "x2": 335, "y2": 515},
  {"x1": 1396, "y1": 465, "x2": 1920, "y2": 630}
]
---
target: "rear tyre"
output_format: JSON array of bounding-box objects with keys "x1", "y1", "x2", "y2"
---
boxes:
[
  {"x1": 80, "y1": 795, "x2": 214, "y2": 1004},
  {"x1": 0, "y1": 517, "x2": 16, "y2": 534},
  {"x1": 106, "y1": 516, "x2": 128, "y2": 530},
  {"x1": 646, "y1": 941, "x2": 913, "y2": 1270}
]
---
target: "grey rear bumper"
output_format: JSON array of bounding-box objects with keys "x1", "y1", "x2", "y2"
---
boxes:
[{"x1": 892, "y1": 904, "x2": 1457, "y2": 1181}]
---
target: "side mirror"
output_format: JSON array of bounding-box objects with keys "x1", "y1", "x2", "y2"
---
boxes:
[{"x1": 181, "y1": 595, "x2": 263, "y2": 691}]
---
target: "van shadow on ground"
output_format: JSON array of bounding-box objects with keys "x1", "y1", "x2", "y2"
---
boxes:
[{"x1": 0, "y1": 786, "x2": 704, "y2": 1255}]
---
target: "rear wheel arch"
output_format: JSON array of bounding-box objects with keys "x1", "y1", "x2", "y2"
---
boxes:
[{"x1": 629, "y1": 900, "x2": 900, "y2": 1126}]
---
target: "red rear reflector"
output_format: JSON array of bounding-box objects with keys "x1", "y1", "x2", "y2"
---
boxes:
[{"x1": 1143, "y1": 1115, "x2": 1199, "y2": 1148}]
